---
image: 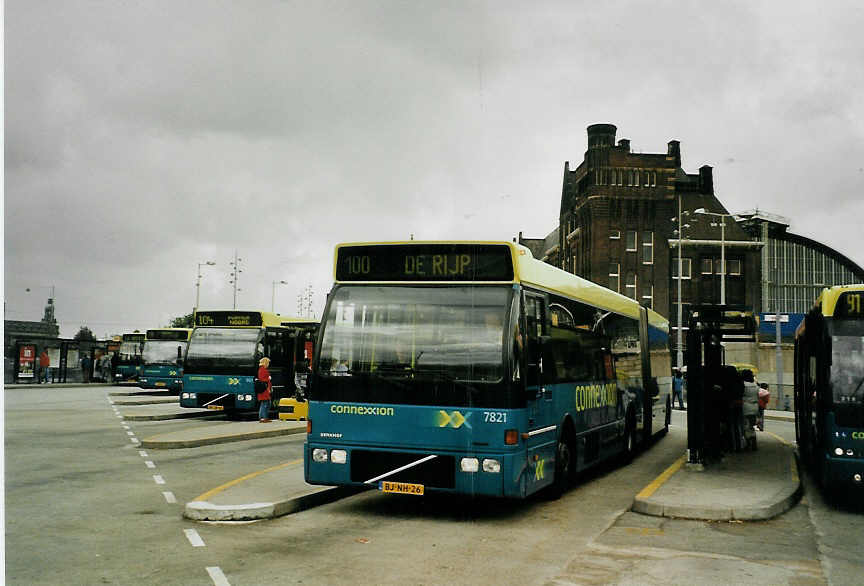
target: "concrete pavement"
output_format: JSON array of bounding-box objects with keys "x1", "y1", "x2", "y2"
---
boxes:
[{"x1": 632, "y1": 409, "x2": 801, "y2": 521}]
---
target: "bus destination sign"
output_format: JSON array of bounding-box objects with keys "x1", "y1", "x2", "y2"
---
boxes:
[
  {"x1": 194, "y1": 311, "x2": 263, "y2": 327},
  {"x1": 336, "y1": 244, "x2": 514, "y2": 282},
  {"x1": 834, "y1": 291, "x2": 864, "y2": 319},
  {"x1": 146, "y1": 329, "x2": 190, "y2": 341}
]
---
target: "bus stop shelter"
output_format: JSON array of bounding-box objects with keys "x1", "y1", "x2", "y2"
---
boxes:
[{"x1": 685, "y1": 305, "x2": 757, "y2": 466}]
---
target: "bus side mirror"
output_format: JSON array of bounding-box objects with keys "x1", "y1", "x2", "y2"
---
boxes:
[{"x1": 177, "y1": 345, "x2": 183, "y2": 367}]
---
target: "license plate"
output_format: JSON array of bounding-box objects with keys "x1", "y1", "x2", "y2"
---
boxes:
[
  {"x1": 206, "y1": 405, "x2": 224, "y2": 411},
  {"x1": 155, "y1": 382, "x2": 166, "y2": 387},
  {"x1": 380, "y1": 481, "x2": 424, "y2": 495}
]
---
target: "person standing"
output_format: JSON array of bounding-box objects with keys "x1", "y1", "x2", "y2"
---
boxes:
[
  {"x1": 741, "y1": 369, "x2": 759, "y2": 450},
  {"x1": 256, "y1": 357, "x2": 272, "y2": 423},
  {"x1": 672, "y1": 369, "x2": 685, "y2": 410},
  {"x1": 757, "y1": 382, "x2": 771, "y2": 431},
  {"x1": 39, "y1": 350, "x2": 50, "y2": 384},
  {"x1": 81, "y1": 354, "x2": 91, "y2": 383}
]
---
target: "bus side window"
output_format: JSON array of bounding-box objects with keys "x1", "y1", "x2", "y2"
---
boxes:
[{"x1": 524, "y1": 294, "x2": 546, "y2": 387}]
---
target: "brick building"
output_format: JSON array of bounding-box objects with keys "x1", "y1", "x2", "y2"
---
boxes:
[{"x1": 520, "y1": 123, "x2": 764, "y2": 359}]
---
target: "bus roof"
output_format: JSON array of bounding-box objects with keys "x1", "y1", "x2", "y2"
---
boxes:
[
  {"x1": 333, "y1": 241, "x2": 669, "y2": 332},
  {"x1": 814, "y1": 284, "x2": 864, "y2": 317},
  {"x1": 121, "y1": 332, "x2": 145, "y2": 341},
  {"x1": 193, "y1": 310, "x2": 316, "y2": 328}
]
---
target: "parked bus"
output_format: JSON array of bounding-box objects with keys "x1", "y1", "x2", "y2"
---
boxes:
[
  {"x1": 138, "y1": 328, "x2": 192, "y2": 392},
  {"x1": 180, "y1": 310, "x2": 318, "y2": 415},
  {"x1": 794, "y1": 284, "x2": 864, "y2": 500},
  {"x1": 114, "y1": 332, "x2": 145, "y2": 383},
  {"x1": 305, "y1": 241, "x2": 671, "y2": 498}
]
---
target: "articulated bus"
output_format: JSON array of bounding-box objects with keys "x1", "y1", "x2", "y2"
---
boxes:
[
  {"x1": 794, "y1": 284, "x2": 864, "y2": 500},
  {"x1": 305, "y1": 241, "x2": 671, "y2": 498},
  {"x1": 114, "y1": 332, "x2": 145, "y2": 383},
  {"x1": 180, "y1": 310, "x2": 318, "y2": 415},
  {"x1": 138, "y1": 328, "x2": 192, "y2": 392}
]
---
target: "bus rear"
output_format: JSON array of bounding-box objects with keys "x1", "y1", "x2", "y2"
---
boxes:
[{"x1": 138, "y1": 329, "x2": 191, "y2": 392}]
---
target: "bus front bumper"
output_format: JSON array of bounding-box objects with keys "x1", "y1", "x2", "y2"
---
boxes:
[
  {"x1": 824, "y1": 455, "x2": 864, "y2": 489},
  {"x1": 304, "y1": 442, "x2": 528, "y2": 498},
  {"x1": 180, "y1": 392, "x2": 258, "y2": 411}
]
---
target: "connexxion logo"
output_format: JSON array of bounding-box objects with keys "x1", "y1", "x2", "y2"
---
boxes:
[{"x1": 330, "y1": 405, "x2": 395, "y2": 416}]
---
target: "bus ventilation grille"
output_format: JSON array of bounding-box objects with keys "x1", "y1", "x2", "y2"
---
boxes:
[{"x1": 350, "y1": 450, "x2": 455, "y2": 489}]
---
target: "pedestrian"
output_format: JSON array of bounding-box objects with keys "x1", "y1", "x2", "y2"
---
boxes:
[
  {"x1": 81, "y1": 354, "x2": 91, "y2": 383},
  {"x1": 101, "y1": 354, "x2": 112, "y2": 382},
  {"x1": 111, "y1": 352, "x2": 119, "y2": 383},
  {"x1": 256, "y1": 357, "x2": 272, "y2": 423},
  {"x1": 741, "y1": 369, "x2": 759, "y2": 450},
  {"x1": 38, "y1": 349, "x2": 50, "y2": 384},
  {"x1": 757, "y1": 382, "x2": 771, "y2": 431},
  {"x1": 672, "y1": 369, "x2": 685, "y2": 410}
]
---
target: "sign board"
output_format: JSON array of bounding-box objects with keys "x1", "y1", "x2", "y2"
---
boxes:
[
  {"x1": 18, "y1": 345, "x2": 36, "y2": 378},
  {"x1": 763, "y1": 314, "x2": 789, "y2": 322}
]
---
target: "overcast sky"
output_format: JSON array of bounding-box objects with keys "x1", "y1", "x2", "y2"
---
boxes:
[{"x1": 5, "y1": 1, "x2": 864, "y2": 338}]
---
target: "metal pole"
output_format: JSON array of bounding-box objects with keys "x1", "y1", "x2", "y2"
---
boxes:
[
  {"x1": 195, "y1": 263, "x2": 202, "y2": 312},
  {"x1": 271, "y1": 282, "x2": 276, "y2": 312},
  {"x1": 775, "y1": 264, "x2": 784, "y2": 409},
  {"x1": 677, "y1": 194, "x2": 684, "y2": 369},
  {"x1": 720, "y1": 218, "x2": 726, "y2": 305}
]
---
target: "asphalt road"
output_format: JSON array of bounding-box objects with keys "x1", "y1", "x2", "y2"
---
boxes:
[{"x1": 5, "y1": 387, "x2": 863, "y2": 585}]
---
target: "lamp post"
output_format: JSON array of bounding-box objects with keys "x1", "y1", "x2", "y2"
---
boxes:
[
  {"x1": 195, "y1": 261, "x2": 216, "y2": 313},
  {"x1": 694, "y1": 208, "x2": 736, "y2": 305},
  {"x1": 671, "y1": 198, "x2": 692, "y2": 370},
  {"x1": 272, "y1": 280, "x2": 288, "y2": 312}
]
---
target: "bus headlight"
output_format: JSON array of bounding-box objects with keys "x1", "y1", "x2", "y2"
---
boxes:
[
  {"x1": 482, "y1": 459, "x2": 501, "y2": 473},
  {"x1": 854, "y1": 473, "x2": 862, "y2": 483},
  {"x1": 312, "y1": 448, "x2": 329, "y2": 462},
  {"x1": 835, "y1": 447, "x2": 844, "y2": 456},
  {"x1": 460, "y1": 458, "x2": 479, "y2": 473},
  {"x1": 190, "y1": 393, "x2": 196, "y2": 399},
  {"x1": 847, "y1": 449, "x2": 854, "y2": 456},
  {"x1": 331, "y1": 450, "x2": 347, "y2": 464},
  {"x1": 181, "y1": 393, "x2": 188, "y2": 399}
]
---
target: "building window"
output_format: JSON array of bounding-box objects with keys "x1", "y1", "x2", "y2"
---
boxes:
[
  {"x1": 609, "y1": 263, "x2": 620, "y2": 293},
  {"x1": 641, "y1": 284, "x2": 653, "y2": 309},
  {"x1": 644, "y1": 171, "x2": 650, "y2": 187},
  {"x1": 727, "y1": 259, "x2": 742, "y2": 275},
  {"x1": 672, "y1": 258, "x2": 692, "y2": 279},
  {"x1": 714, "y1": 258, "x2": 725, "y2": 275},
  {"x1": 625, "y1": 272, "x2": 637, "y2": 299},
  {"x1": 634, "y1": 170, "x2": 639, "y2": 186},
  {"x1": 617, "y1": 169, "x2": 623, "y2": 186},
  {"x1": 626, "y1": 231, "x2": 637, "y2": 252},
  {"x1": 628, "y1": 170, "x2": 634, "y2": 186},
  {"x1": 701, "y1": 258, "x2": 713, "y2": 274},
  {"x1": 610, "y1": 230, "x2": 621, "y2": 240},
  {"x1": 651, "y1": 172, "x2": 656, "y2": 187},
  {"x1": 641, "y1": 231, "x2": 654, "y2": 264}
]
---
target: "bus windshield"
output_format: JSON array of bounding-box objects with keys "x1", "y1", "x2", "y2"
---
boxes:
[
  {"x1": 185, "y1": 328, "x2": 263, "y2": 372},
  {"x1": 143, "y1": 341, "x2": 188, "y2": 366},
  {"x1": 118, "y1": 341, "x2": 143, "y2": 363},
  {"x1": 318, "y1": 285, "x2": 510, "y2": 383},
  {"x1": 830, "y1": 335, "x2": 864, "y2": 405}
]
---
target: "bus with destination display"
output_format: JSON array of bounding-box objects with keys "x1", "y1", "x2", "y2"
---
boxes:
[
  {"x1": 180, "y1": 310, "x2": 318, "y2": 415},
  {"x1": 114, "y1": 332, "x2": 145, "y2": 383},
  {"x1": 138, "y1": 328, "x2": 192, "y2": 392},
  {"x1": 304, "y1": 241, "x2": 671, "y2": 498},
  {"x1": 795, "y1": 284, "x2": 864, "y2": 500}
]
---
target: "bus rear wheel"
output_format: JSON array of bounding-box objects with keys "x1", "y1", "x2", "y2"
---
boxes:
[{"x1": 550, "y1": 431, "x2": 575, "y2": 498}]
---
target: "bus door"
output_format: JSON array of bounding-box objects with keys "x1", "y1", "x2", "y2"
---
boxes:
[
  {"x1": 523, "y1": 291, "x2": 556, "y2": 491},
  {"x1": 638, "y1": 306, "x2": 659, "y2": 441},
  {"x1": 264, "y1": 329, "x2": 290, "y2": 401}
]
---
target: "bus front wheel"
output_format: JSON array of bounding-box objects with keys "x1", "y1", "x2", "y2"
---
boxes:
[{"x1": 550, "y1": 430, "x2": 575, "y2": 498}]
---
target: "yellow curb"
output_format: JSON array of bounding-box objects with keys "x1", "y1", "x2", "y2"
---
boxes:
[
  {"x1": 192, "y1": 458, "x2": 303, "y2": 502},
  {"x1": 636, "y1": 454, "x2": 686, "y2": 500}
]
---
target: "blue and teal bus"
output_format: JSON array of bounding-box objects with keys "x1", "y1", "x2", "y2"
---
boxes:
[
  {"x1": 138, "y1": 328, "x2": 192, "y2": 392},
  {"x1": 305, "y1": 241, "x2": 671, "y2": 498},
  {"x1": 795, "y1": 284, "x2": 864, "y2": 501},
  {"x1": 180, "y1": 310, "x2": 318, "y2": 415},
  {"x1": 114, "y1": 332, "x2": 145, "y2": 383}
]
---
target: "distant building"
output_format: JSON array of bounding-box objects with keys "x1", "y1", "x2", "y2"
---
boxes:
[
  {"x1": 520, "y1": 123, "x2": 864, "y2": 362},
  {"x1": 4, "y1": 296, "x2": 60, "y2": 383}
]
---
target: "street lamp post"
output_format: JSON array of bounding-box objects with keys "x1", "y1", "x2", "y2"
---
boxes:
[
  {"x1": 195, "y1": 261, "x2": 216, "y2": 313},
  {"x1": 671, "y1": 198, "x2": 692, "y2": 370},
  {"x1": 694, "y1": 208, "x2": 735, "y2": 305},
  {"x1": 272, "y1": 280, "x2": 288, "y2": 312}
]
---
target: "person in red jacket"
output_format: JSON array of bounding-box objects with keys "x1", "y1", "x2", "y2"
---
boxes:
[
  {"x1": 38, "y1": 350, "x2": 50, "y2": 383},
  {"x1": 257, "y1": 357, "x2": 272, "y2": 423}
]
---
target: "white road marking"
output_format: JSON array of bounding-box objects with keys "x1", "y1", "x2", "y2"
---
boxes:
[
  {"x1": 184, "y1": 528, "x2": 205, "y2": 547},
  {"x1": 153, "y1": 475, "x2": 166, "y2": 485},
  {"x1": 122, "y1": 424, "x2": 130, "y2": 429},
  {"x1": 139, "y1": 450, "x2": 149, "y2": 458},
  {"x1": 163, "y1": 491, "x2": 177, "y2": 504},
  {"x1": 126, "y1": 431, "x2": 135, "y2": 436},
  {"x1": 145, "y1": 461, "x2": 156, "y2": 469},
  {"x1": 206, "y1": 566, "x2": 230, "y2": 585},
  {"x1": 130, "y1": 437, "x2": 139, "y2": 444}
]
